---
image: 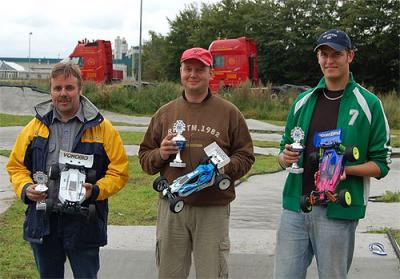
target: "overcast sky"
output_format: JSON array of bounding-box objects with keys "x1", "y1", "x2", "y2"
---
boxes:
[{"x1": 1, "y1": 0, "x2": 219, "y2": 59}]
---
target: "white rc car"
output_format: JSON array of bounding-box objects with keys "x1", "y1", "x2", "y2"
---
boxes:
[{"x1": 35, "y1": 150, "x2": 96, "y2": 221}]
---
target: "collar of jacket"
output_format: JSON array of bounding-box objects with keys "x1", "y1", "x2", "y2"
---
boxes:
[
  {"x1": 34, "y1": 95, "x2": 102, "y2": 126},
  {"x1": 313, "y1": 72, "x2": 356, "y2": 95}
]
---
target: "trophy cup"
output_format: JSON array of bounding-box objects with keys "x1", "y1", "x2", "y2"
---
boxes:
[
  {"x1": 33, "y1": 171, "x2": 48, "y2": 210},
  {"x1": 170, "y1": 120, "x2": 187, "y2": 168},
  {"x1": 33, "y1": 171, "x2": 48, "y2": 192},
  {"x1": 286, "y1": 127, "x2": 305, "y2": 174}
]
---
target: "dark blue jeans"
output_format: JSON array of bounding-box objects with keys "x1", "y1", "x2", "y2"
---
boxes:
[{"x1": 30, "y1": 231, "x2": 99, "y2": 279}]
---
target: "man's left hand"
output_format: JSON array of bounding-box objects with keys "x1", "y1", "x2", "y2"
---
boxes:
[{"x1": 83, "y1": 183, "x2": 94, "y2": 199}]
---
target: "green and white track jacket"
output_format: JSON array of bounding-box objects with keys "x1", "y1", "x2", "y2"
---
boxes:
[{"x1": 280, "y1": 73, "x2": 391, "y2": 220}]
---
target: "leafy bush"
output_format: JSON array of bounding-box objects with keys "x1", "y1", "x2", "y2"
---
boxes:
[{"x1": 84, "y1": 81, "x2": 181, "y2": 115}]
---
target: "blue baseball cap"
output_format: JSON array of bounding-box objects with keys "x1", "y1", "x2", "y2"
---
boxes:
[{"x1": 314, "y1": 29, "x2": 353, "y2": 52}]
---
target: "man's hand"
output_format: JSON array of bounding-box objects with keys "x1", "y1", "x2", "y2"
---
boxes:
[
  {"x1": 279, "y1": 144, "x2": 301, "y2": 168},
  {"x1": 160, "y1": 133, "x2": 179, "y2": 160},
  {"x1": 83, "y1": 183, "x2": 94, "y2": 199},
  {"x1": 340, "y1": 169, "x2": 347, "y2": 181},
  {"x1": 26, "y1": 184, "x2": 47, "y2": 202}
]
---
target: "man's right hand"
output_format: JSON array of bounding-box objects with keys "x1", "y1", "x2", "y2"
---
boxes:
[
  {"x1": 279, "y1": 144, "x2": 301, "y2": 168},
  {"x1": 159, "y1": 133, "x2": 179, "y2": 160},
  {"x1": 26, "y1": 184, "x2": 47, "y2": 202}
]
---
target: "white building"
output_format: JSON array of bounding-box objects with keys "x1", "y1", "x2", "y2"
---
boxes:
[
  {"x1": 0, "y1": 60, "x2": 25, "y2": 79},
  {"x1": 113, "y1": 36, "x2": 129, "y2": 59}
]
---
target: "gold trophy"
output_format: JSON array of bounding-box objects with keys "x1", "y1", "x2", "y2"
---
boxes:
[
  {"x1": 286, "y1": 127, "x2": 304, "y2": 174},
  {"x1": 170, "y1": 120, "x2": 187, "y2": 168}
]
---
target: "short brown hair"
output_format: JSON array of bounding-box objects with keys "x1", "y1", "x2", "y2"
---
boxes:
[{"x1": 50, "y1": 61, "x2": 83, "y2": 89}]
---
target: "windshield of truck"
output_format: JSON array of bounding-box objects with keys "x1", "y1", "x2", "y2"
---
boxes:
[
  {"x1": 213, "y1": 55, "x2": 224, "y2": 68},
  {"x1": 70, "y1": 57, "x2": 83, "y2": 67}
]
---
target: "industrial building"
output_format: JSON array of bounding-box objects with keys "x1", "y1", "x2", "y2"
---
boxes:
[{"x1": 0, "y1": 36, "x2": 136, "y2": 81}]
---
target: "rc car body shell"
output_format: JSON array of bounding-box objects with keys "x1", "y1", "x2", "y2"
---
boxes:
[
  {"x1": 168, "y1": 163, "x2": 217, "y2": 197},
  {"x1": 301, "y1": 129, "x2": 358, "y2": 212},
  {"x1": 154, "y1": 156, "x2": 232, "y2": 213},
  {"x1": 59, "y1": 167, "x2": 86, "y2": 204}
]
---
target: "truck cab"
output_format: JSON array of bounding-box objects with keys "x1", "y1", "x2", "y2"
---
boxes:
[
  {"x1": 208, "y1": 37, "x2": 259, "y2": 93},
  {"x1": 69, "y1": 39, "x2": 122, "y2": 83}
]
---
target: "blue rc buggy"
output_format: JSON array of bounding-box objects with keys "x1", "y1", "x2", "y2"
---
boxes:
[{"x1": 153, "y1": 156, "x2": 232, "y2": 213}]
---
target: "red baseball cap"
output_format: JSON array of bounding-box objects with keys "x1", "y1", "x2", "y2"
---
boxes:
[{"x1": 180, "y1": 47, "x2": 213, "y2": 67}]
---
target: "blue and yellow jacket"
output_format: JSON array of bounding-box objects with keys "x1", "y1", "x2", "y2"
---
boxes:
[{"x1": 7, "y1": 96, "x2": 128, "y2": 248}]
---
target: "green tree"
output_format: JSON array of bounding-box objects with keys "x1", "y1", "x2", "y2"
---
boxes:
[
  {"x1": 141, "y1": 0, "x2": 399, "y2": 92},
  {"x1": 339, "y1": 0, "x2": 399, "y2": 92},
  {"x1": 142, "y1": 31, "x2": 169, "y2": 81}
]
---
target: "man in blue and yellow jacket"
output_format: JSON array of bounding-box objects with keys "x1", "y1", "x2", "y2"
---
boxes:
[{"x1": 7, "y1": 61, "x2": 128, "y2": 278}]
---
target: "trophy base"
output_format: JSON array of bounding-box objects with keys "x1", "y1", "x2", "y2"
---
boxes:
[
  {"x1": 170, "y1": 162, "x2": 186, "y2": 168},
  {"x1": 286, "y1": 167, "x2": 304, "y2": 174}
]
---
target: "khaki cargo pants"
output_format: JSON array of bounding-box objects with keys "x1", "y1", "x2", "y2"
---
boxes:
[{"x1": 156, "y1": 198, "x2": 230, "y2": 279}]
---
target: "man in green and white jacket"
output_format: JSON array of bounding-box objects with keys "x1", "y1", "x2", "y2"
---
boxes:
[{"x1": 274, "y1": 29, "x2": 391, "y2": 279}]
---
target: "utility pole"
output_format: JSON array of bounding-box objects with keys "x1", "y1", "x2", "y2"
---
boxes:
[
  {"x1": 138, "y1": 0, "x2": 143, "y2": 90},
  {"x1": 28, "y1": 32, "x2": 32, "y2": 81}
]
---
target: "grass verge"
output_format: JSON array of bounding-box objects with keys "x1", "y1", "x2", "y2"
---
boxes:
[
  {"x1": 367, "y1": 228, "x2": 400, "y2": 248},
  {"x1": 0, "y1": 149, "x2": 11, "y2": 157},
  {"x1": 118, "y1": 131, "x2": 145, "y2": 146},
  {"x1": 0, "y1": 113, "x2": 33, "y2": 127},
  {"x1": 374, "y1": 191, "x2": 400, "y2": 202}
]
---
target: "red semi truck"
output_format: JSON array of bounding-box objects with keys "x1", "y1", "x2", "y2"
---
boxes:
[
  {"x1": 208, "y1": 37, "x2": 259, "y2": 93},
  {"x1": 69, "y1": 39, "x2": 123, "y2": 83}
]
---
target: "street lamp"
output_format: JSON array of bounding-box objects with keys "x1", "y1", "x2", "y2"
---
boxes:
[
  {"x1": 138, "y1": 0, "x2": 143, "y2": 90},
  {"x1": 28, "y1": 32, "x2": 32, "y2": 81}
]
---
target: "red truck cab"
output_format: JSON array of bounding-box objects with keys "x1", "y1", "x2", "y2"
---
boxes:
[
  {"x1": 69, "y1": 39, "x2": 122, "y2": 83},
  {"x1": 208, "y1": 37, "x2": 259, "y2": 93}
]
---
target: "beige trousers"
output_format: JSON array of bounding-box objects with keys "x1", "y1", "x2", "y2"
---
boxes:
[{"x1": 156, "y1": 198, "x2": 230, "y2": 279}]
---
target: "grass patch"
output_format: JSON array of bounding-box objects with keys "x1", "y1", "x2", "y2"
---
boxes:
[
  {"x1": 367, "y1": 228, "x2": 400, "y2": 247},
  {"x1": 259, "y1": 119, "x2": 286, "y2": 127},
  {"x1": 118, "y1": 131, "x2": 145, "y2": 145},
  {"x1": 111, "y1": 122, "x2": 148, "y2": 127},
  {"x1": 253, "y1": 140, "x2": 280, "y2": 148},
  {"x1": 0, "y1": 113, "x2": 33, "y2": 127},
  {"x1": 0, "y1": 201, "x2": 38, "y2": 278},
  {"x1": 0, "y1": 149, "x2": 11, "y2": 157},
  {"x1": 244, "y1": 154, "x2": 281, "y2": 177},
  {"x1": 374, "y1": 191, "x2": 400, "y2": 203},
  {"x1": 391, "y1": 129, "x2": 400, "y2": 148},
  {"x1": 108, "y1": 156, "x2": 158, "y2": 225}
]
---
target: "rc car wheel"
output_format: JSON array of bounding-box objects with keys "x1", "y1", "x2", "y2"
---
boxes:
[
  {"x1": 88, "y1": 204, "x2": 96, "y2": 222},
  {"x1": 215, "y1": 174, "x2": 232, "y2": 190},
  {"x1": 49, "y1": 164, "x2": 60, "y2": 180},
  {"x1": 300, "y1": 195, "x2": 312, "y2": 213},
  {"x1": 345, "y1": 145, "x2": 359, "y2": 162},
  {"x1": 153, "y1": 176, "x2": 169, "y2": 192},
  {"x1": 308, "y1": 152, "x2": 320, "y2": 173},
  {"x1": 86, "y1": 169, "x2": 97, "y2": 184},
  {"x1": 170, "y1": 198, "x2": 184, "y2": 213},
  {"x1": 338, "y1": 189, "x2": 352, "y2": 207}
]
